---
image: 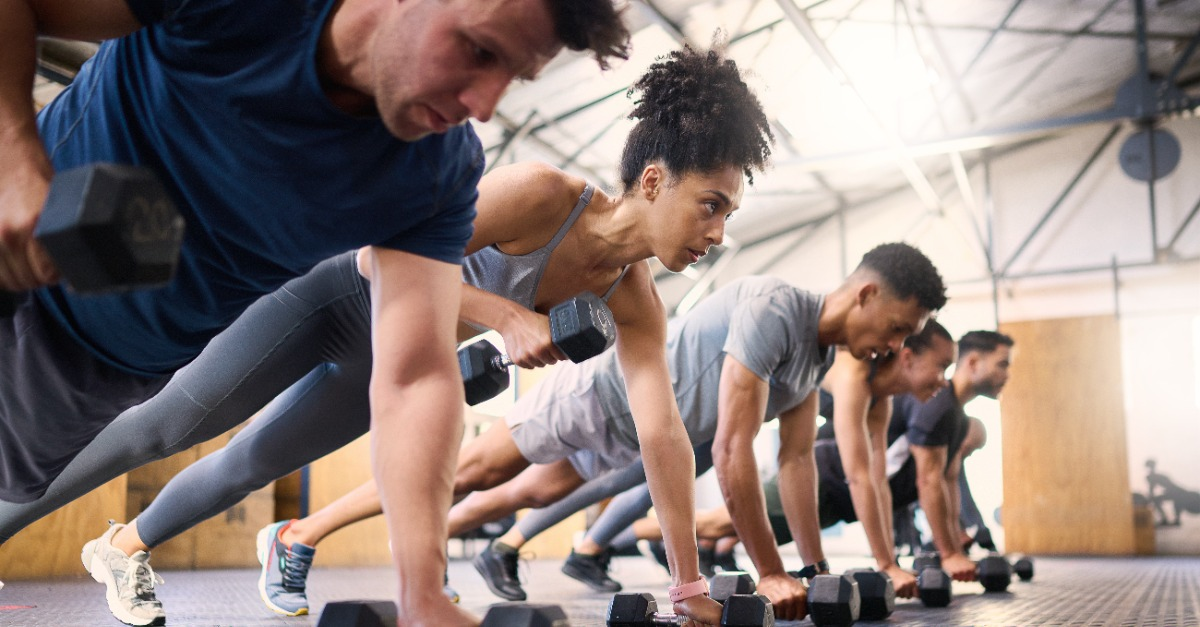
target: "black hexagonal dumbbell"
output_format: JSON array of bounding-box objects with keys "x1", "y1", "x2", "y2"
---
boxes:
[
  {"x1": 0, "y1": 163, "x2": 184, "y2": 316},
  {"x1": 977, "y1": 553, "x2": 1013, "y2": 592},
  {"x1": 917, "y1": 566, "x2": 953, "y2": 608},
  {"x1": 459, "y1": 291, "x2": 616, "y2": 405},
  {"x1": 607, "y1": 591, "x2": 773, "y2": 626},
  {"x1": 806, "y1": 573, "x2": 860, "y2": 627},
  {"x1": 1011, "y1": 555, "x2": 1035, "y2": 581},
  {"x1": 710, "y1": 571, "x2": 756, "y2": 603},
  {"x1": 912, "y1": 551, "x2": 941, "y2": 573},
  {"x1": 843, "y1": 568, "x2": 895, "y2": 620},
  {"x1": 317, "y1": 600, "x2": 569, "y2": 626}
]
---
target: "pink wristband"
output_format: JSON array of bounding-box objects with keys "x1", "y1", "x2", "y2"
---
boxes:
[{"x1": 668, "y1": 578, "x2": 710, "y2": 603}]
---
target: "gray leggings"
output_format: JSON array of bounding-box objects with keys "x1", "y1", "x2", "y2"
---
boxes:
[
  {"x1": 0, "y1": 252, "x2": 374, "y2": 546},
  {"x1": 513, "y1": 442, "x2": 715, "y2": 550}
]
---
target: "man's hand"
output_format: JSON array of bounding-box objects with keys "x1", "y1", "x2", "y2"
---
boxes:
[
  {"x1": 756, "y1": 573, "x2": 809, "y2": 621},
  {"x1": 882, "y1": 564, "x2": 917, "y2": 599},
  {"x1": 672, "y1": 595, "x2": 723, "y2": 626},
  {"x1": 941, "y1": 552, "x2": 977, "y2": 582},
  {"x1": 498, "y1": 308, "x2": 566, "y2": 368},
  {"x1": 0, "y1": 159, "x2": 56, "y2": 291}
]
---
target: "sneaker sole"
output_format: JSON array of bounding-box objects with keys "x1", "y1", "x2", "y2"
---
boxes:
[
  {"x1": 255, "y1": 524, "x2": 308, "y2": 617},
  {"x1": 471, "y1": 554, "x2": 526, "y2": 602},
  {"x1": 81, "y1": 540, "x2": 165, "y2": 627},
  {"x1": 560, "y1": 562, "x2": 622, "y2": 593}
]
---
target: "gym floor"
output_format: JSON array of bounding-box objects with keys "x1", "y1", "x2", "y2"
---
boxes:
[{"x1": 1, "y1": 553, "x2": 1197, "y2": 626}]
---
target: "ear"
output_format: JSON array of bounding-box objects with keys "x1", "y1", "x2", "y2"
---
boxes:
[
  {"x1": 639, "y1": 164, "x2": 663, "y2": 201},
  {"x1": 856, "y1": 282, "x2": 879, "y2": 307}
]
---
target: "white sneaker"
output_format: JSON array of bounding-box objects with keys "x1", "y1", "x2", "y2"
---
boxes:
[{"x1": 81, "y1": 521, "x2": 166, "y2": 627}]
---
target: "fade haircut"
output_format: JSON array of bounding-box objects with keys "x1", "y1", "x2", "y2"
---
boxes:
[
  {"x1": 552, "y1": 0, "x2": 631, "y2": 70},
  {"x1": 618, "y1": 45, "x2": 774, "y2": 191},
  {"x1": 904, "y1": 318, "x2": 952, "y2": 354},
  {"x1": 856, "y1": 242, "x2": 948, "y2": 312},
  {"x1": 958, "y1": 330, "x2": 1015, "y2": 357}
]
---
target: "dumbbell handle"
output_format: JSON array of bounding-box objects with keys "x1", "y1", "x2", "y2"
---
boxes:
[
  {"x1": 489, "y1": 354, "x2": 514, "y2": 371},
  {"x1": 640, "y1": 612, "x2": 690, "y2": 625}
]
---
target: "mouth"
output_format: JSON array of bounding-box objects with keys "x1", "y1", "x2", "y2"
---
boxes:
[
  {"x1": 426, "y1": 106, "x2": 451, "y2": 134},
  {"x1": 687, "y1": 248, "x2": 706, "y2": 264}
]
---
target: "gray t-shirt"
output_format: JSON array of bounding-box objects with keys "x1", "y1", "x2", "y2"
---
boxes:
[{"x1": 579, "y1": 275, "x2": 828, "y2": 451}]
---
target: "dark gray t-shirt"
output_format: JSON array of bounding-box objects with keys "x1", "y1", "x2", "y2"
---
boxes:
[{"x1": 582, "y1": 275, "x2": 828, "y2": 451}]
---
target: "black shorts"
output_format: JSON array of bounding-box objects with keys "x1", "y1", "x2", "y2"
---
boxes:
[{"x1": 0, "y1": 294, "x2": 167, "y2": 502}]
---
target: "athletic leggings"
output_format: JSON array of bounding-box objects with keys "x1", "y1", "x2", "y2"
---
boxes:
[
  {"x1": 0, "y1": 252, "x2": 375, "y2": 546},
  {"x1": 512, "y1": 442, "x2": 715, "y2": 550}
]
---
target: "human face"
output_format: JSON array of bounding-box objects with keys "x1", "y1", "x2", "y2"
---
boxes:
[
  {"x1": 901, "y1": 334, "x2": 956, "y2": 402},
  {"x1": 844, "y1": 290, "x2": 929, "y2": 361},
  {"x1": 971, "y1": 344, "x2": 1012, "y2": 399},
  {"x1": 648, "y1": 166, "x2": 744, "y2": 273},
  {"x1": 369, "y1": 0, "x2": 562, "y2": 141}
]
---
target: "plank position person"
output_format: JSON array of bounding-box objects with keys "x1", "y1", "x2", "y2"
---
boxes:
[
  {"x1": 0, "y1": 47, "x2": 774, "y2": 627},
  {"x1": 441, "y1": 243, "x2": 946, "y2": 621}
]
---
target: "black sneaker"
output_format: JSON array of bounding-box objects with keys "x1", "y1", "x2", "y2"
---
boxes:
[
  {"x1": 698, "y1": 545, "x2": 716, "y2": 578},
  {"x1": 561, "y1": 550, "x2": 622, "y2": 593},
  {"x1": 472, "y1": 544, "x2": 526, "y2": 601},
  {"x1": 713, "y1": 550, "x2": 742, "y2": 573}
]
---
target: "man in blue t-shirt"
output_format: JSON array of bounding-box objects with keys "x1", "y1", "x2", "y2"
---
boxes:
[{"x1": 0, "y1": 0, "x2": 628, "y2": 622}]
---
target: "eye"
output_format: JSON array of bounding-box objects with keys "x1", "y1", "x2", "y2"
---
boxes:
[{"x1": 469, "y1": 40, "x2": 497, "y2": 65}]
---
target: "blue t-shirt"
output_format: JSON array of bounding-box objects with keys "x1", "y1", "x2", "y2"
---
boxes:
[{"x1": 34, "y1": 0, "x2": 482, "y2": 375}]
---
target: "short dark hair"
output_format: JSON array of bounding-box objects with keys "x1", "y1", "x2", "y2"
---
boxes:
[
  {"x1": 551, "y1": 0, "x2": 631, "y2": 70},
  {"x1": 904, "y1": 318, "x2": 952, "y2": 354},
  {"x1": 618, "y1": 45, "x2": 774, "y2": 190},
  {"x1": 857, "y1": 243, "x2": 948, "y2": 312},
  {"x1": 958, "y1": 330, "x2": 1014, "y2": 357}
]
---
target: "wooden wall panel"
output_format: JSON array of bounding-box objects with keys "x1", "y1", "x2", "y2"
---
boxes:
[
  {"x1": 999, "y1": 315, "x2": 1134, "y2": 555},
  {"x1": 308, "y1": 434, "x2": 391, "y2": 567}
]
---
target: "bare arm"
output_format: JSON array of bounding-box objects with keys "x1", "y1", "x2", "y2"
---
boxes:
[
  {"x1": 865, "y1": 398, "x2": 917, "y2": 597},
  {"x1": 366, "y1": 247, "x2": 475, "y2": 625},
  {"x1": 709, "y1": 356, "x2": 807, "y2": 619},
  {"x1": 911, "y1": 443, "x2": 975, "y2": 581},
  {"x1": 827, "y1": 355, "x2": 893, "y2": 573},
  {"x1": 609, "y1": 268, "x2": 722, "y2": 624},
  {"x1": 777, "y1": 392, "x2": 822, "y2": 567},
  {"x1": 1, "y1": 0, "x2": 142, "y2": 290}
]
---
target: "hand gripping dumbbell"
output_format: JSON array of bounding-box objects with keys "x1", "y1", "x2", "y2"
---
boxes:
[
  {"x1": 317, "y1": 600, "x2": 569, "y2": 626},
  {"x1": 0, "y1": 163, "x2": 184, "y2": 316},
  {"x1": 977, "y1": 553, "x2": 1013, "y2": 592},
  {"x1": 784, "y1": 568, "x2": 865, "y2": 626},
  {"x1": 607, "y1": 592, "x2": 774, "y2": 627},
  {"x1": 459, "y1": 291, "x2": 616, "y2": 405}
]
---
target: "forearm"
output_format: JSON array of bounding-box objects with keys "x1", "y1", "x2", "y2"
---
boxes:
[
  {"x1": 371, "y1": 374, "x2": 464, "y2": 611},
  {"x1": 458, "y1": 284, "x2": 524, "y2": 332},
  {"x1": 846, "y1": 472, "x2": 893, "y2": 571},
  {"x1": 917, "y1": 475, "x2": 960, "y2": 557},
  {"x1": 1, "y1": 4, "x2": 48, "y2": 179},
  {"x1": 715, "y1": 446, "x2": 785, "y2": 578},
  {"x1": 779, "y1": 454, "x2": 823, "y2": 566},
  {"x1": 877, "y1": 482, "x2": 896, "y2": 560},
  {"x1": 639, "y1": 426, "x2": 702, "y2": 587},
  {"x1": 947, "y1": 474, "x2": 964, "y2": 541}
]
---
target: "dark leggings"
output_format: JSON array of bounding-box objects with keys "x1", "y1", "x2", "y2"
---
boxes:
[
  {"x1": 0, "y1": 252, "x2": 374, "y2": 545},
  {"x1": 513, "y1": 442, "x2": 715, "y2": 549}
]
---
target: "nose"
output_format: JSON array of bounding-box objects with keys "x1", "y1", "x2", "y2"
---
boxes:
[
  {"x1": 460, "y1": 71, "x2": 510, "y2": 123},
  {"x1": 886, "y1": 336, "x2": 904, "y2": 354},
  {"x1": 706, "y1": 219, "x2": 726, "y2": 248}
]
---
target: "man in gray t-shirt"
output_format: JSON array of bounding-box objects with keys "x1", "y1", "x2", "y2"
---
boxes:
[{"x1": 448, "y1": 243, "x2": 947, "y2": 619}]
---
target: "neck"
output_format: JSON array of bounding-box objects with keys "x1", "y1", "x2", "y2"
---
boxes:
[
  {"x1": 816, "y1": 283, "x2": 854, "y2": 348},
  {"x1": 949, "y1": 374, "x2": 974, "y2": 404},
  {"x1": 317, "y1": 0, "x2": 376, "y2": 115},
  {"x1": 581, "y1": 194, "x2": 655, "y2": 270}
]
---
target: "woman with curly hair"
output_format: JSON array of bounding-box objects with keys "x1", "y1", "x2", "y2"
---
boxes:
[{"x1": 12, "y1": 45, "x2": 774, "y2": 626}]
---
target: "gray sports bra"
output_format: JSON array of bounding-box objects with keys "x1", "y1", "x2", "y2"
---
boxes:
[{"x1": 461, "y1": 183, "x2": 630, "y2": 331}]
